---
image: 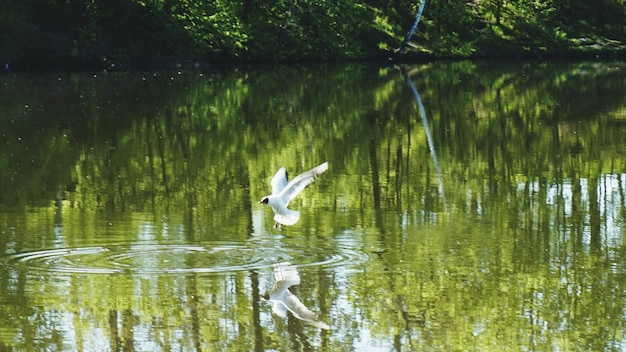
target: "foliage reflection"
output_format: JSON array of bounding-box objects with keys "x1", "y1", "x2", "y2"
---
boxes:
[{"x1": 0, "y1": 61, "x2": 625, "y2": 351}]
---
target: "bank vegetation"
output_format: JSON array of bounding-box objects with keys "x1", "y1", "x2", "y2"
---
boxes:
[{"x1": 1, "y1": 0, "x2": 625, "y2": 68}]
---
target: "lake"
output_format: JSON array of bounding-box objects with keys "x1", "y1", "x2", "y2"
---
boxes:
[{"x1": 1, "y1": 60, "x2": 625, "y2": 351}]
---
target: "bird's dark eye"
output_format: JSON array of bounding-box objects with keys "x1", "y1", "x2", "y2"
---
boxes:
[{"x1": 260, "y1": 197, "x2": 269, "y2": 204}]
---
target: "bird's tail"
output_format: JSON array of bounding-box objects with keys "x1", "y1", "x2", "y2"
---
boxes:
[{"x1": 274, "y1": 209, "x2": 300, "y2": 226}]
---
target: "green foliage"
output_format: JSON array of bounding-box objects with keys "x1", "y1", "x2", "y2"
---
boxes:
[
  {"x1": 167, "y1": 0, "x2": 248, "y2": 57},
  {"x1": 0, "y1": 0, "x2": 624, "y2": 66},
  {"x1": 244, "y1": 0, "x2": 372, "y2": 61}
]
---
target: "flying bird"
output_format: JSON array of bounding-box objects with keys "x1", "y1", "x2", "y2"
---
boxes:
[
  {"x1": 263, "y1": 262, "x2": 330, "y2": 329},
  {"x1": 260, "y1": 162, "x2": 328, "y2": 227}
]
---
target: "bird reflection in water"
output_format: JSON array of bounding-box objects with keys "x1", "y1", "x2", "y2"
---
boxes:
[{"x1": 263, "y1": 262, "x2": 330, "y2": 330}]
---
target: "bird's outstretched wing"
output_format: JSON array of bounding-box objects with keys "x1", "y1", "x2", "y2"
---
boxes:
[
  {"x1": 270, "y1": 167, "x2": 289, "y2": 195},
  {"x1": 279, "y1": 162, "x2": 328, "y2": 203}
]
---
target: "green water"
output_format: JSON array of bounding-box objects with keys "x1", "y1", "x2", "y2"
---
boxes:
[{"x1": 0, "y1": 61, "x2": 625, "y2": 351}]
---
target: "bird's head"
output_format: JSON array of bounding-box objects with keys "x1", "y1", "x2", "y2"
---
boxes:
[{"x1": 259, "y1": 196, "x2": 269, "y2": 204}]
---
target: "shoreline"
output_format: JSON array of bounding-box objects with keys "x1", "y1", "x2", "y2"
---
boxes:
[{"x1": 3, "y1": 43, "x2": 625, "y2": 73}]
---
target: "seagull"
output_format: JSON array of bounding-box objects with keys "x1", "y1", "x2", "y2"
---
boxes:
[
  {"x1": 259, "y1": 162, "x2": 328, "y2": 228},
  {"x1": 263, "y1": 262, "x2": 330, "y2": 329}
]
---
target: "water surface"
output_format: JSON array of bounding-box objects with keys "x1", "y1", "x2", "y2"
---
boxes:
[{"x1": 1, "y1": 61, "x2": 625, "y2": 351}]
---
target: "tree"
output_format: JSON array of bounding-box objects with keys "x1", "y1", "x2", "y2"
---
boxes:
[{"x1": 397, "y1": 0, "x2": 426, "y2": 54}]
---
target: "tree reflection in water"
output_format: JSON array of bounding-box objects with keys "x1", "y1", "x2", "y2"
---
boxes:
[{"x1": 0, "y1": 62, "x2": 625, "y2": 351}]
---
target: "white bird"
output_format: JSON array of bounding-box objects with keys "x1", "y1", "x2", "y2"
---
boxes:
[
  {"x1": 263, "y1": 262, "x2": 330, "y2": 329},
  {"x1": 259, "y1": 162, "x2": 328, "y2": 227}
]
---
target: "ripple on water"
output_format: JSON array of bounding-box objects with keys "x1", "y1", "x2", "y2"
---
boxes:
[{"x1": 0, "y1": 241, "x2": 366, "y2": 275}]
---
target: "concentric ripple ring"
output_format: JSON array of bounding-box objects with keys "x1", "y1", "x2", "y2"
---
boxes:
[{"x1": 0, "y1": 242, "x2": 365, "y2": 275}]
